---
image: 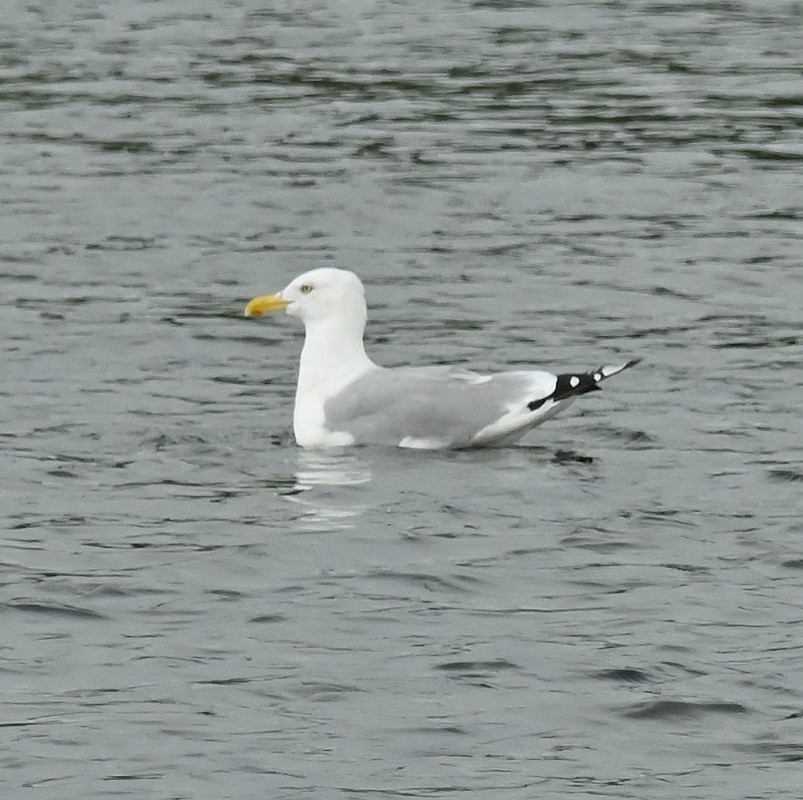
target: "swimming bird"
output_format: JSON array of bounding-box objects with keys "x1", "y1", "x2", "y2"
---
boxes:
[{"x1": 244, "y1": 268, "x2": 640, "y2": 449}]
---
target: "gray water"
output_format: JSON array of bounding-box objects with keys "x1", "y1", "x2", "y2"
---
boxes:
[{"x1": 2, "y1": 1, "x2": 802, "y2": 797}]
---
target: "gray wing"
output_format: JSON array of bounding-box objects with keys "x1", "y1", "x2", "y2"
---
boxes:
[{"x1": 323, "y1": 366, "x2": 553, "y2": 447}]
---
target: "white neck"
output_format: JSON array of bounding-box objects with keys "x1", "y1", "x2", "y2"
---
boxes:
[
  {"x1": 299, "y1": 313, "x2": 374, "y2": 385},
  {"x1": 293, "y1": 314, "x2": 375, "y2": 445}
]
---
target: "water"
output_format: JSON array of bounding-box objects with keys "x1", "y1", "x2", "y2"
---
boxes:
[{"x1": 2, "y1": 1, "x2": 802, "y2": 797}]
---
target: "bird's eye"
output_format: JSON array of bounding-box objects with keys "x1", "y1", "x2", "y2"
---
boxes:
[{"x1": 299, "y1": 284, "x2": 313, "y2": 294}]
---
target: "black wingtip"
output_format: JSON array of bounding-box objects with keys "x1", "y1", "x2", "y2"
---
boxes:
[{"x1": 526, "y1": 358, "x2": 640, "y2": 412}]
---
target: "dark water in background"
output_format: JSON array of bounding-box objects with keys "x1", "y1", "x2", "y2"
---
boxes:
[{"x1": 2, "y1": 0, "x2": 802, "y2": 797}]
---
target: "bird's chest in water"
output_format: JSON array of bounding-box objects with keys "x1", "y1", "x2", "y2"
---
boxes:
[{"x1": 293, "y1": 383, "x2": 354, "y2": 448}]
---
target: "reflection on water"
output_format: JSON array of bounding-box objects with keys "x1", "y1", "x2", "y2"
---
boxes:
[
  {"x1": 293, "y1": 449, "x2": 373, "y2": 489},
  {"x1": 286, "y1": 449, "x2": 373, "y2": 531}
]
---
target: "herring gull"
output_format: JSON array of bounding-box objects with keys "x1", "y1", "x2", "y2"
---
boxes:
[{"x1": 244, "y1": 268, "x2": 640, "y2": 449}]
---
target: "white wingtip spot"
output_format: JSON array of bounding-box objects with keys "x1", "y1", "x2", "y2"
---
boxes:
[
  {"x1": 593, "y1": 372, "x2": 602, "y2": 382},
  {"x1": 570, "y1": 376, "x2": 580, "y2": 388}
]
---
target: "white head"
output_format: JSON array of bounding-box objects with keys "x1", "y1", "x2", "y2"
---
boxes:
[{"x1": 244, "y1": 268, "x2": 367, "y2": 327}]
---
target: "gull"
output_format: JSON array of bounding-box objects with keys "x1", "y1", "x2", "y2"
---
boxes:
[{"x1": 244, "y1": 268, "x2": 639, "y2": 449}]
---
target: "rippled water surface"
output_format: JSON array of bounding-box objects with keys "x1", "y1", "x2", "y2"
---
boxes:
[{"x1": 2, "y1": 1, "x2": 802, "y2": 797}]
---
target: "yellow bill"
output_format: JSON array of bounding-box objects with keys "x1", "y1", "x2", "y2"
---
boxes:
[{"x1": 243, "y1": 293, "x2": 289, "y2": 317}]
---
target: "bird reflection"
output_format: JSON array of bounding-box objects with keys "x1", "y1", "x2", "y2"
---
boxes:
[
  {"x1": 293, "y1": 449, "x2": 372, "y2": 489},
  {"x1": 284, "y1": 450, "x2": 372, "y2": 532}
]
